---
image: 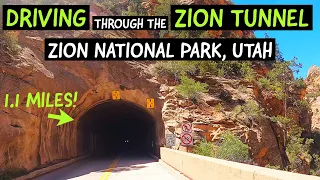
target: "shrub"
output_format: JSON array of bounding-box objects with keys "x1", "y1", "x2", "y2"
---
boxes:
[
  {"x1": 216, "y1": 62, "x2": 242, "y2": 78},
  {"x1": 240, "y1": 61, "x2": 256, "y2": 81},
  {"x1": 198, "y1": 61, "x2": 218, "y2": 76},
  {"x1": 230, "y1": 105, "x2": 242, "y2": 120},
  {"x1": 152, "y1": 61, "x2": 198, "y2": 79},
  {"x1": 3, "y1": 31, "x2": 20, "y2": 52},
  {"x1": 258, "y1": 77, "x2": 272, "y2": 90},
  {"x1": 214, "y1": 131, "x2": 250, "y2": 163},
  {"x1": 215, "y1": 103, "x2": 223, "y2": 112},
  {"x1": 0, "y1": 168, "x2": 27, "y2": 180},
  {"x1": 152, "y1": 61, "x2": 256, "y2": 81},
  {"x1": 314, "y1": 154, "x2": 320, "y2": 167},
  {"x1": 197, "y1": 61, "x2": 255, "y2": 79},
  {"x1": 311, "y1": 169, "x2": 320, "y2": 176},
  {"x1": 217, "y1": 68, "x2": 224, "y2": 77},
  {"x1": 311, "y1": 154, "x2": 320, "y2": 176},
  {"x1": 286, "y1": 126, "x2": 314, "y2": 171},
  {"x1": 176, "y1": 76, "x2": 208, "y2": 102},
  {"x1": 242, "y1": 100, "x2": 262, "y2": 118},
  {"x1": 293, "y1": 99, "x2": 311, "y2": 111},
  {"x1": 193, "y1": 139, "x2": 215, "y2": 157},
  {"x1": 230, "y1": 100, "x2": 263, "y2": 121}
]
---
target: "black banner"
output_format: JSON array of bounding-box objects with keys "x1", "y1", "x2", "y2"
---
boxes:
[
  {"x1": 92, "y1": 16, "x2": 168, "y2": 30},
  {"x1": 45, "y1": 38, "x2": 276, "y2": 61}
]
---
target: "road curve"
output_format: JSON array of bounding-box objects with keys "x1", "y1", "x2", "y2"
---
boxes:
[{"x1": 35, "y1": 152, "x2": 184, "y2": 180}]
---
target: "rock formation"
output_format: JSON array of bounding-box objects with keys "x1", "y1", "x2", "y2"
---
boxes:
[
  {"x1": 305, "y1": 65, "x2": 320, "y2": 154},
  {"x1": 0, "y1": 30, "x2": 164, "y2": 171},
  {"x1": 158, "y1": 75, "x2": 285, "y2": 167},
  {"x1": 306, "y1": 65, "x2": 320, "y2": 132}
]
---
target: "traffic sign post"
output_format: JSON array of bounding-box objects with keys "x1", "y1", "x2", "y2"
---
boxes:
[
  {"x1": 181, "y1": 122, "x2": 193, "y2": 146},
  {"x1": 165, "y1": 134, "x2": 176, "y2": 147},
  {"x1": 181, "y1": 122, "x2": 192, "y2": 133},
  {"x1": 112, "y1": 90, "x2": 120, "y2": 100},
  {"x1": 147, "y1": 98, "x2": 155, "y2": 109},
  {"x1": 181, "y1": 132, "x2": 193, "y2": 146}
]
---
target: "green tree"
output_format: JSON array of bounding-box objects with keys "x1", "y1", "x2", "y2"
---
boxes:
[
  {"x1": 286, "y1": 126, "x2": 314, "y2": 171},
  {"x1": 271, "y1": 115, "x2": 291, "y2": 126},
  {"x1": 258, "y1": 58, "x2": 303, "y2": 117},
  {"x1": 260, "y1": 35, "x2": 305, "y2": 118},
  {"x1": 264, "y1": 33, "x2": 284, "y2": 65}
]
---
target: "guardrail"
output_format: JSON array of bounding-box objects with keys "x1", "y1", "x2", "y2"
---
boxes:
[{"x1": 160, "y1": 147, "x2": 320, "y2": 180}]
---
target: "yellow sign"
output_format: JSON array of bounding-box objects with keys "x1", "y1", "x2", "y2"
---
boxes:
[
  {"x1": 147, "y1": 98, "x2": 155, "y2": 109},
  {"x1": 112, "y1": 91, "x2": 120, "y2": 100}
]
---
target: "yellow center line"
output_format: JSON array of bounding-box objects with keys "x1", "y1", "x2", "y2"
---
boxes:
[{"x1": 99, "y1": 156, "x2": 120, "y2": 180}]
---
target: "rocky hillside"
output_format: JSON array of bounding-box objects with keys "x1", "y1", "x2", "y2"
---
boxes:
[
  {"x1": 306, "y1": 65, "x2": 320, "y2": 132},
  {"x1": 0, "y1": 30, "x2": 164, "y2": 171},
  {"x1": 159, "y1": 75, "x2": 285, "y2": 166},
  {"x1": 305, "y1": 65, "x2": 320, "y2": 168}
]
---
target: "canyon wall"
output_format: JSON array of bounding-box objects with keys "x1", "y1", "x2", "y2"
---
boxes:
[{"x1": 0, "y1": 30, "x2": 164, "y2": 171}]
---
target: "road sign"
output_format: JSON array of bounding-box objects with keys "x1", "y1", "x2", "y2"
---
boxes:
[
  {"x1": 181, "y1": 133, "x2": 193, "y2": 146},
  {"x1": 112, "y1": 90, "x2": 120, "y2": 100},
  {"x1": 166, "y1": 134, "x2": 176, "y2": 147},
  {"x1": 147, "y1": 98, "x2": 155, "y2": 109},
  {"x1": 182, "y1": 122, "x2": 192, "y2": 133}
]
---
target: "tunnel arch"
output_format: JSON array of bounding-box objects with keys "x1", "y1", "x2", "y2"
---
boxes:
[{"x1": 76, "y1": 99, "x2": 161, "y2": 158}]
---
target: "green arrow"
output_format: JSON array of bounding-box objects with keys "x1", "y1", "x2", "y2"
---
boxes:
[{"x1": 48, "y1": 109, "x2": 74, "y2": 126}]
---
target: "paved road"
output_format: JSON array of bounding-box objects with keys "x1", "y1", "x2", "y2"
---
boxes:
[{"x1": 35, "y1": 152, "x2": 186, "y2": 180}]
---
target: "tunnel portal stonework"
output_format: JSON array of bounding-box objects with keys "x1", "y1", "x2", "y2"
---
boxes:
[{"x1": 0, "y1": 37, "x2": 165, "y2": 172}]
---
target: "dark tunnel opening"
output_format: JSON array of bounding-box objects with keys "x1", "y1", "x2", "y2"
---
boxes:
[{"x1": 77, "y1": 100, "x2": 158, "y2": 158}]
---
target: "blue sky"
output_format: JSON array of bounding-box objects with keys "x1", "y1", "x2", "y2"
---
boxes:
[{"x1": 233, "y1": 0, "x2": 319, "y2": 79}]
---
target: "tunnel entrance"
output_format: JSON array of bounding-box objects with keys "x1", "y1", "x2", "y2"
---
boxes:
[{"x1": 77, "y1": 100, "x2": 158, "y2": 157}]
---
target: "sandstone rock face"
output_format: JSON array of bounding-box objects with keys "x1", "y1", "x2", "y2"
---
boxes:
[
  {"x1": 159, "y1": 75, "x2": 284, "y2": 167},
  {"x1": 0, "y1": 31, "x2": 164, "y2": 171},
  {"x1": 306, "y1": 65, "x2": 320, "y2": 132}
]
